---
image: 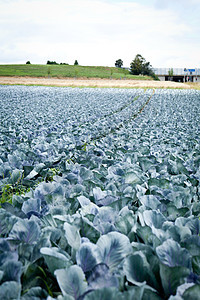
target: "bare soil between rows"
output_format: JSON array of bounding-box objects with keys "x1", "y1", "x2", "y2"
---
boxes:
[{"x1": 0, "y1": 76, "x2": 191, "y2": 89}]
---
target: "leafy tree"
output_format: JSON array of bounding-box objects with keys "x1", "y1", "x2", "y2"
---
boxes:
[
  {"x1": 130, "y1": 54, "x2": 141, "y2": 75},
  {"x1": 168, "y1": 68, "x2": 173, "y2": 81},
  {"x1": 130, "y1": 54, "x2": 157, "y2": 79},
  {"x1": 26, "y1": 61, "x2": 31, "y2": 64},
  {"x1": 115, "y1": 59, "x2": 123, "y2": 68},
  {"x1": 74, "y1": 60, "x2": 79, "y2": 65}
]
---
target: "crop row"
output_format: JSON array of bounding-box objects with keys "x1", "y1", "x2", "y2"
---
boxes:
[{"x1": 0, "y1": 86, "x2": 199, "y2": 299}]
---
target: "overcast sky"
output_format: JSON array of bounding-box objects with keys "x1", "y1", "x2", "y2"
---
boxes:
[{"x1": 0, "y1": 0, "x2": 200, "y2": 68}]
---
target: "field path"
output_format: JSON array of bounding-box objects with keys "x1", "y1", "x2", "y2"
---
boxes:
[{"x1": 0, "y1": 76, "x2": 191, "y2": 89}]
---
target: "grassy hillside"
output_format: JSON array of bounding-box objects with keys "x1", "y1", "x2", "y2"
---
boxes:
[{"x1": 0, "y1": 64, "x2": 152, "y2": 80}]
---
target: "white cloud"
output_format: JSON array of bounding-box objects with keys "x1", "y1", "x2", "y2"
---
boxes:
[{"x1": 0, "y1": 0, "x2": 199, "y2": 67}]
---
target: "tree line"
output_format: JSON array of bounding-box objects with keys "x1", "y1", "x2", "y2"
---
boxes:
[
  {"x1": 115, "y1": 54, "x2": 158, "y2": 80},
  {"x1": 26, "y1": 60, "x2": 79, "y2": 65},
  {"x1": 46, "y1": 60, "x2": 78, "y2": 65}
]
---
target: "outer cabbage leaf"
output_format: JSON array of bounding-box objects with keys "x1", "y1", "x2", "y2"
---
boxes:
[
  {"x1": 0, "y1": 260, "x2": 22, "y2": 283},
  {"x1": 139, "y1": 195, "x2": 161, "y2": 210},
  {"x1": 83, "y1": 287, "x2": 124, "y2": 300},
  {"x1": 34, "y1": 181, "x2": 65, "y2": 205},
  {"x1": 182, "y1": 284, "x2": 200, "y2": 300},
  {"x1": 0, "y1": 238, "x2": 11, "y2": 252},
  {"x1": 143, "y1": 210, "x2": 166, "y2": 229},
  {"x1": 22, "y1": 198, "x2": 48, "y2": 219},
  {"x1": 168, "y1": 282, "x2": 195, "y2": 299},
  {"x1": 93, "y1": 207, "x2": 117, "y2": 234},
  {"x1": 96, "y1": 231, "x2": 132, "y2": 271},
  {"x1": 80, "y1": 216, "x2": 100, "y2": 243},
  {"x1": 192, "y1": 256, "x2": 200, "y2": 275},
  {"x1": 87, "y1": 263, "x2": 118, "y2": 289},
  {"x1": 76, "y1": 242, "x2": 101, "y2": 272},
  {"x1": 182, "y1": 235, "x2": 200, "y2": 256},
  {"x1": 83, "y1": 285, "x2": 149, "y2": 300},
  {"x1": 24, "y1": 163, "x2": 46, "y2": 180},
  {"x1": 156, "y1": 239, "x2": 192, "y2": 268},
  {"x1": 142, "y1": 288, "x2": 163, "y2": 300},
  {"x1": 182, "y1": 218, "x2": 200, "y2": 235},
  {"x1": 115, "y1": 208, "x2": 136, "y2": 237},
  {"x1": 56, "y1": 295, "x2": 74, "y2": 300},
  {"x1": 0, "y1": 281, "x2": 21, "y2": 300},
  {"x1": 136, "y1": 224, "x2": 153, "y2": 244},
  {"x1": 64, "y1": 222, "x2": 81, "y2": 250},
  {"x1": 40, "y1": 247, "x2": 72, "y2": 274},
  {"x1": 123, "y1": 251, "x2": 159, "y2": 290},
  {"x1": 159, "y1": 263, "x2": 190, "y2": 297},
  {"x1": 77, "y1": 195, "x2": 99, "y2": 216},
  {"x1": 93, "y1": 187, "x2": 107, "y2": 201},
  {"x1": 124, "y1": 172, "x2": 141, "y2": 185},
  {"x1": 10, "y1": 169, "x2": 22, "y2": 185},
  {"x1": 21, "y1": 287, "x2": 48, "y2": 300},
  {"x1": 9, "y1": 218, "x2": 40, "y2": 245},
  {"x1": 54, "y1": 265, "x2": 87, "y2": 299},
  {"x1": 0, "y1": 210, "x2": 18, "y2": 236},
  {"x1": 1, "y1": 202, "x2": 27, "y2": 219}
]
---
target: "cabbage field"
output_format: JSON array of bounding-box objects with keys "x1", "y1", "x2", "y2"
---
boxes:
[{"x1": 0, "y1": 85, "x2": 200, "y2": 300}]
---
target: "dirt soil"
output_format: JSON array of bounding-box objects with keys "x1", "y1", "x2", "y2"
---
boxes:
[{"x1": 0, "y1": 76, "x2": 191, "y2": 89}]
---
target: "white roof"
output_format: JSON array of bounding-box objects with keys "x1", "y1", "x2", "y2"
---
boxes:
[{"x1": 153, "y1": 68, "x2": 200, "y2": 75}]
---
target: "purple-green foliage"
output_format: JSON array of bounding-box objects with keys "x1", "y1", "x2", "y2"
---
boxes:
[{"x1": 0, "y1": 85, "x2": 200, "y2": 299}]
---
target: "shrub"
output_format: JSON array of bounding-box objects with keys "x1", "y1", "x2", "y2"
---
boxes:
[{"x1": 47, "y1": 60, "x2": 58, "y2": 65}]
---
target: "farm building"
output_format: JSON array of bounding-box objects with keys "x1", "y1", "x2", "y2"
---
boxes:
[{"x1": 153, "y1": 68, "x2": 200, "y2": 82}]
